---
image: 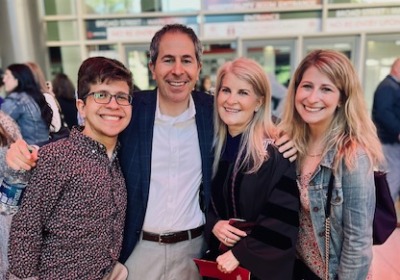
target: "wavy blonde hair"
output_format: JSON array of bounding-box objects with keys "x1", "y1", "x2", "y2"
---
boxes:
[
  {"x1": 279, "y1": 49, "x2": 384, "y2": 172},
  {"x1": 212, "y1": 57, "x2": 278, "y2": 177}
]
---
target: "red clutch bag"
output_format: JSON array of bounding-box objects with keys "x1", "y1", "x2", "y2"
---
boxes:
[{"x1": 193, "y1": 258, "x2": 251, "y2": 280}]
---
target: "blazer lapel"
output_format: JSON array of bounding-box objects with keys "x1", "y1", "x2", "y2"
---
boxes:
[{"x1": 138, "y1": 90, "x2": 157, "y2": 205}]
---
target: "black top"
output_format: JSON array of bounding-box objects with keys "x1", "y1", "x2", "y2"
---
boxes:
[
  {"x1": 205, "y1": 139, "x2": 300, "y2": 280},
  {"x1": 57, "y1": 97, "x2": 78, "y2": 129}
]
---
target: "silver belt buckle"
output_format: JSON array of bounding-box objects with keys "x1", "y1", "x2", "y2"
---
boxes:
[{"x1": 159, "y1": 232, "x2": 174, "y2": 244}]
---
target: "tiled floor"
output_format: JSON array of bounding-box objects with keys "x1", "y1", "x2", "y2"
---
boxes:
[{"x1": 372, "y1": 227, "x2": 400, "y2": 279}]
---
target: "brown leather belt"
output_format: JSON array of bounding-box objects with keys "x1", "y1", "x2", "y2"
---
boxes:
[{"x1": 142, "y1": 225, "x2": 204, "y2": 244}]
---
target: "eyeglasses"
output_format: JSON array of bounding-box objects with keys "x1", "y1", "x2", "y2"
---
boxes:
[{"x1": 84, "y1": 91, "x2": 132, "y2": 106}]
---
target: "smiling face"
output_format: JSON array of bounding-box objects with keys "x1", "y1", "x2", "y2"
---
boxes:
[
  {"x1": 295, "y1": 66, "x2": 341, "y2": 133},
  {"x1": 217, "y1": 72, "x2": 263, "y2": 136},
  {"x1": 77, "y1": 80, "x2": 132, "y2": 146},
  {"x1": 149, "y1": 31, "x2": 201, "y2": 116},
  {"x1": 3, "y1": 69, "x2": 19, "y2": 92}
]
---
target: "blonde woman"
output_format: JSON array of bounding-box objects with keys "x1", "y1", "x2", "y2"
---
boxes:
[
  {"x1": 204, "y1": 58, "x2": 300, "y2": 279},
  {"x1": 279, "y1": 50, "x2": 384, "y2": 279}
]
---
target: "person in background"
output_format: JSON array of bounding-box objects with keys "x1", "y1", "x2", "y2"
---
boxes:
[
  {"x1": 0, "y1": 111, "x2": 22, "y2": 280},
  {"x1": 52, "y1": 73, "x2": 78, "y2": 129},
  {"x1": 25, "y1": 62, "x2": 65, "y2": 135},
  {"x1": 372, "y1": 58, "x2": 400, "y2": 208},
  {"x1": 204, "y1": 57, "x2": 299, "y2": 279},
  {"x1": 1, "y1": 64, "x2": 52, "y2": 145},
  {"x1": 199, "y1": 75, "x2": 213, "y2": 95},
  {"x1": 7, "y1": 56, "x2": 132, "y2": 280},
  {"x1": 279, "y1": 49, "x2": 384, "y2": 280}
]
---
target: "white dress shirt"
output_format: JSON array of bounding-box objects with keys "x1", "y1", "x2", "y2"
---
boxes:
[{"x1": 142, "y1": 93, "x2": 205, "y2": 233}]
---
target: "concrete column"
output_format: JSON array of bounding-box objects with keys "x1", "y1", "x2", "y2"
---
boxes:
[{"x1": 0, "y1": 0, "x2": 47, "y2": 70}]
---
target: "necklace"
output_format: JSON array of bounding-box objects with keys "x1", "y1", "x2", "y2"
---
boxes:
[{"x1": 306, "y1": 153, "x2": 322, "y2": 157}]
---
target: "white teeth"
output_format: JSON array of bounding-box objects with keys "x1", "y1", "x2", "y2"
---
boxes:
[
  {"x1": 170, "y1": 81, "x2": 185, "y2": 86},
  {"x1": 102, "y1": 115, "x2": 120, "y2": 121},
  {"x1": 225, "y1": 108, "x2": 239, "y2": 113},
  {"x1": 304, "y1": 106, "x2": 321, "y2": 112}
]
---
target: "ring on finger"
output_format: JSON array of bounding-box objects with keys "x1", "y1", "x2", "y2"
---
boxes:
[{"x1": 224, "y1": 237, "x2": 228, "y2": 243}]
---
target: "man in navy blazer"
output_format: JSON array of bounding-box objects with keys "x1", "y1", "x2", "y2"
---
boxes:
[{"x1": 118, "y1": 24, "x2": 213, "y2": 279}]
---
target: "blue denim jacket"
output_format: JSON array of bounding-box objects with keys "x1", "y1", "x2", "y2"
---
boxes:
[
  {"x1": 1, "y1": 92, "x2": 49, "y2": 145},
  {"x1": 307, "y1": 148, "x2": 375, "y2": 280}
]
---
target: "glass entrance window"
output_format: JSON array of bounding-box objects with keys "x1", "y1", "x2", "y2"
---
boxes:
[
  {"x1": 200, "y1": 42, "x2": 237, "y2": 95},
  {"x1": 48, "y1": 46, "x2": 80, "y2": 85},
  {"x1": 242, "y1": 39, "x2": 295, "y2": 116},
  {"x1": 125, "y1": 46, "x2": 151, "y2": 91},
  {"x1": 303, "y1": 36, "x2": 358, "y2": 61},
  {"x1": 364, "y1": 34, "x2": 400, "y2": 111},
  {"x1": 43, "y1": 0, "x2": 76, "y2": 15}
]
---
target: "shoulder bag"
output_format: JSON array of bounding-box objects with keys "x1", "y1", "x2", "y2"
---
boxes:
[{"x1": 325, "y1": 171, "x2": 397, "y2": 278}]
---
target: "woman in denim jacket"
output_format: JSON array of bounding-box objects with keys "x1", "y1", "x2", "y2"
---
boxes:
[
  {"x1": 2, "y1": 64, "x2": 52, "y2": 145},
  {"x1": 280, "y1": 50, "x2": 384, "y2": 280}
]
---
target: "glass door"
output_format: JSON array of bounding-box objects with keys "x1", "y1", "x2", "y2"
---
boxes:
[
  {"x1": 125, "y1": 45, "x2": 151, "y2": 91},
  {"x1": 242, "y1": 39, "x2": 296, "y2": 117},
  {"x1": 303, "y1": 36, "x2": 359, "y2": 64},
  {"x1": 364, "y1": 34, "x2": 400, "y2": 111},
  {"x1": 200, "y1": 40, "x2": 238, "y2": 94}
]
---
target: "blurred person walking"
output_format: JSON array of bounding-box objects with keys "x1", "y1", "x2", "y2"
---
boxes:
[
  {"x1": 199, "y1": 75, "x2": 213, "y2": 95},
  {"x1": 372, "y1": 58, "x2": 400, "y2": 207},
  {"x1": 1, "y1": 64, "x2": 52, "y2": 145},
  {"x1": 26, "y1": 62, "x2": 69, "y2": 139},
  {"x1": 52, "y1": 73, "x2": 78, "y2": 129}
]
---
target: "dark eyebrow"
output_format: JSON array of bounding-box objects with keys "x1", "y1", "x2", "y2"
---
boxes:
[
  {"x1": 161, "y1": 54, "x2": 174, "y2": 60},
  {"x1": 95, "y1": 90, "x2": 129, "y2": 95},
  {"x1": 182, "y1": 54, "x2": 195, "y2": 59}
]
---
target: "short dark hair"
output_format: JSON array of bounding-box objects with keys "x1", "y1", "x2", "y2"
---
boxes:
[
  {"x1": 149, "y1": 24, "x2": 203, "y2": 65},
  {"x1": 77, "y1": 57, "x2": 133, "y2": 100}
]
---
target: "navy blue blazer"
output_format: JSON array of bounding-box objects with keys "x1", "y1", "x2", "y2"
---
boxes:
[{"x1": 118, "y1": 89, "x2": 214, "y2": 263}]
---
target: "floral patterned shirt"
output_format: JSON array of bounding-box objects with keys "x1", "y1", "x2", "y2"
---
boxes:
[
  {"x1": 297, "y1": 173, "x2": 325, "y2": 278},
  {"x1": 297, "y1": 173, "x2": 373, "y2": 280},
  {"x1": 8, "y1": 127, "x2": 127, "y2": 280}
]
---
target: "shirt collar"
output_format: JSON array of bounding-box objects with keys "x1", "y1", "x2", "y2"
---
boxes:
[{"x1": 155, "y1": 91, "x2": 196, "y2": 124}]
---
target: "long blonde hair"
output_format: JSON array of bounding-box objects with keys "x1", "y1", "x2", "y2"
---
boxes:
[
  {"x1": 279, "y1": 49, "x2": 384, "y2": 172},
  {"x1": 213, "y1": 57, "x2": 277, "y2": 177}
]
